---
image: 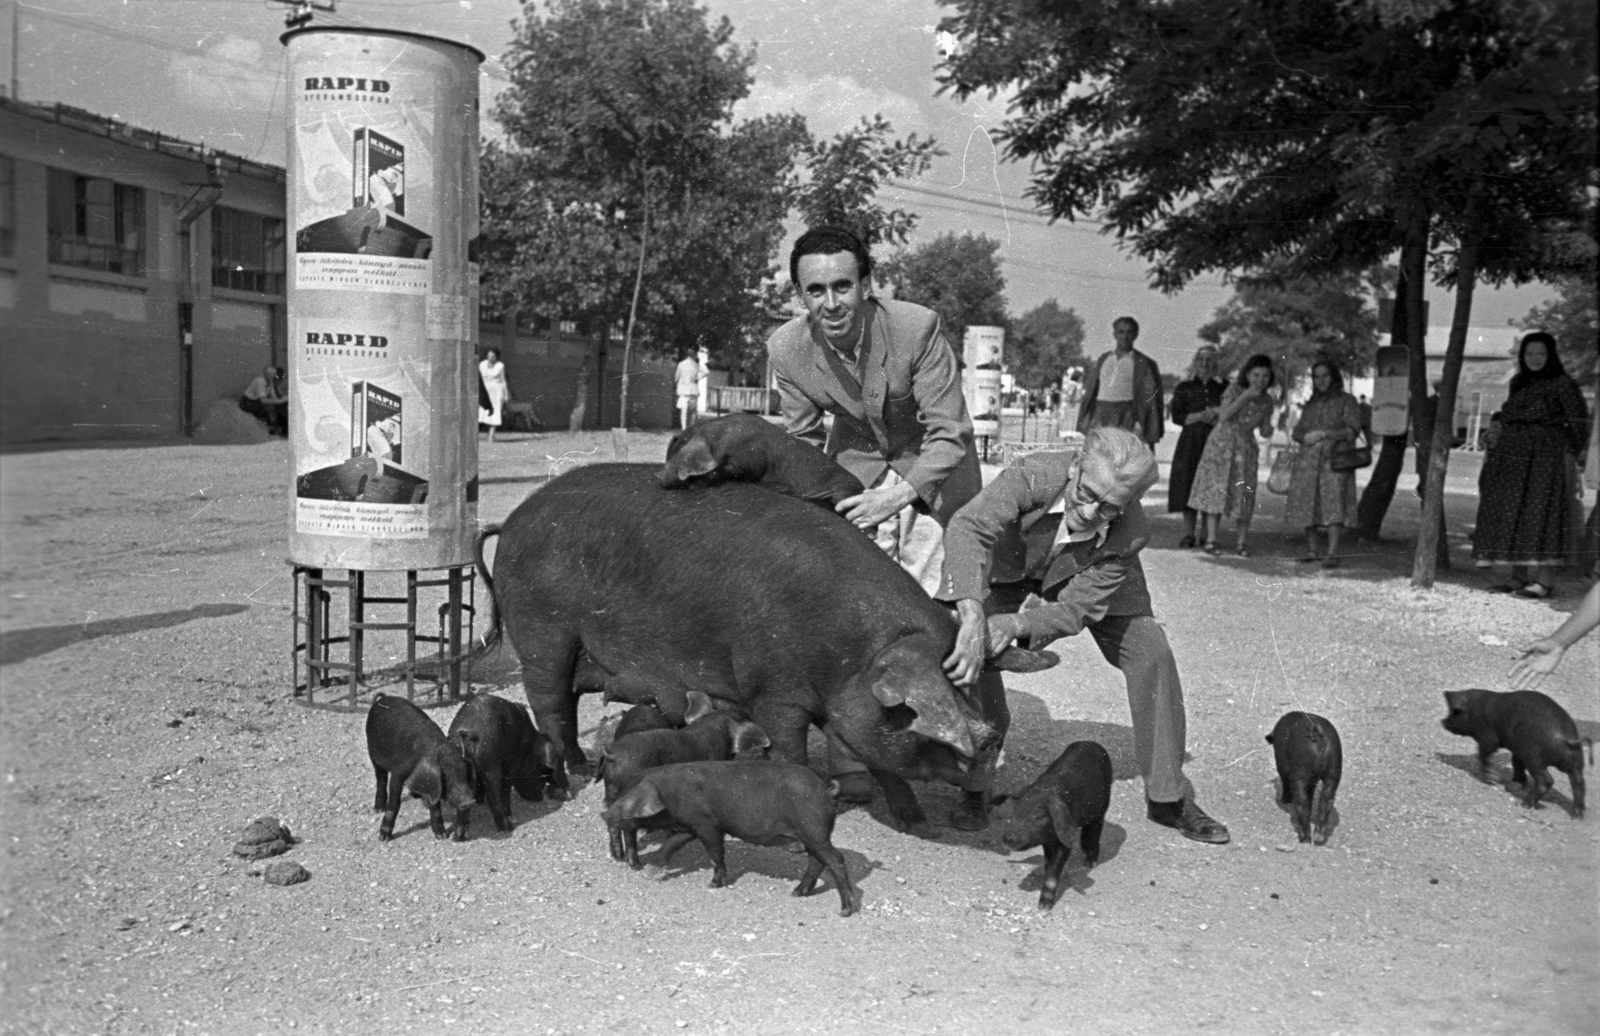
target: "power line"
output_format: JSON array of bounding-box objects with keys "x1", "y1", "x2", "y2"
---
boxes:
[
  {"x1": 1002, "y1": 254, "x2": 1232, "y2": 291},
  {"x1": 890, "y1": 178, "x2": 1111, "y2": 232}
]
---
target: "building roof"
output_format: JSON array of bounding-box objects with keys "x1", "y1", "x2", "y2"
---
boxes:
[{"x1": 0, "y1": 97, "x2": 286, "y2": 184}]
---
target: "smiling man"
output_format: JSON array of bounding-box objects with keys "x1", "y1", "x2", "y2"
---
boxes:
[
  {"x1": 768, "y1": 225, "x2": 982, "y2": 588},
  {"x1": 767, "y1": 224, "x2": 986, "y2": 808},
  {"x1": 936, "y1": 427, "x2": 1230, "y2": 840}
]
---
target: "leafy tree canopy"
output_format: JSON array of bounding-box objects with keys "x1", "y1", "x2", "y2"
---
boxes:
[
  {"x1": 1008, "y1": 299, "x2": 1086, "y2": 392},
  {"x1": 482, "y1": 0, "x2": 807, "y2": 369},
  {"x1": 878, "y1": 232, "x2": 1008, "y2": 355},
  {"x1": 795, "y1": 115, "x2": 944, "y2": 250},
  {"x1": 1198, "y1": 267, "x2": 1381, "y2": 393},
  {"x1": 939, "y1": 0, "x2": 1596, "y2": 292}
]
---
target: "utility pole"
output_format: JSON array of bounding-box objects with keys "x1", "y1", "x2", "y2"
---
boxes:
[{"x1": 11, "y1": 0, "x2": 20, "y2": 101}]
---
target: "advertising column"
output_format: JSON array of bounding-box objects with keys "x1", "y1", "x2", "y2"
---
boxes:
[
  {"x1": 963, "y1": 326, "x2": 1004, "y2": 439},
  {"x1": 282, "y1": 28, "x2": 483, "y2": 570}
]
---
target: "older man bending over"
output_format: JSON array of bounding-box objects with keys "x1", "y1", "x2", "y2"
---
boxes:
[{"x1": 936, "y1": 426, "x2": 1229, "y2": 841}]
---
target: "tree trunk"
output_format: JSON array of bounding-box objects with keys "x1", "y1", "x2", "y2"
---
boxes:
[
  {"x1": 619, "y1": 182, "x2": 651, "y2": 431},
  {"x1": 1412, "y1": 230, "x2": 1479, "y2": 588},
  {"x1": 1357, "y1": 280, "x2": 1409, "y2": 540},
  {"x1": 1357, "y1": 211, "x2": 1429, "y2": 540}
]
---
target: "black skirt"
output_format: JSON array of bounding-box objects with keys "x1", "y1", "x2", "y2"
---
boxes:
[{"x1": 1168, "y1": 423, "x2": 1213, "y2": 513}]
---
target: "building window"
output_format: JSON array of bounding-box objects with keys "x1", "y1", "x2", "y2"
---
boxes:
[
  {"x1": 47, "y1": 168, "x2": 145, "y2": 275},
  {"x1": 211, "y1": 207, "x2": 285, "y2": 295},
  {"x1": 0, "y1": 157, "x2": 14, "y2": 259}
]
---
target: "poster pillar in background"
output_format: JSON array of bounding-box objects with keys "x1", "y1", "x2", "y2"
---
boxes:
[
  {"x1": 1370, "y1": 344, "x2": 1410, "y2": 438},
  {"x1": 963, "y1": 325, "x2": 1004, "y2": 440},
  {"x1": 282, "y1": 27, "x2": 484, "y2": 570}
]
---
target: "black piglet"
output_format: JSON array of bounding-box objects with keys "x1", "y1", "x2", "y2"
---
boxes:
[
  {"x1": 1266, "y1": 711, "x2": 1342, "y2": 845},
  {"x1": 366, "y1": 693, "x2": 477, "y2": 842}
]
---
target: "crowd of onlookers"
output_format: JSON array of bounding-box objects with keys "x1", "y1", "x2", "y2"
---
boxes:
[
  {"x1": 1079, "y1": 328, "x2": 1594, "y2": 586},
  {"x1": 1077, "y1": 324, "x2": 1596, "y2": 686}
]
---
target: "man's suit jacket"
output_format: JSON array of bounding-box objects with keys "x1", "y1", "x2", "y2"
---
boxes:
[
  {"x1": 1076, "y1": 347, "x2": 1165, "y2": 445},
  {"x1": 936, "y1": 449, "x2": 1154, "y2": 644},
  {"x1": 767, "y1": 298, "x2": 982, "y2": 524}
]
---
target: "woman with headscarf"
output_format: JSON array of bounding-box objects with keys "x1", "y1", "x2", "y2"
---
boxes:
[
  {"x1": 1472, "y1": 332, "x2": 1590, "y2": 599},
  {"x1": 1188, "y1": 354, "x2": 1277, "y2": 556},
  {"x1": 1166, "y1": 344, "x2": 1228, "y2": 548},
  {"x1": 1284, "y1": 360, "x2": 1363, "y2": 568}
]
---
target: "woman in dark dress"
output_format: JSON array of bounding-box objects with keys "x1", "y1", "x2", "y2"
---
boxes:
[
  {"x1": 1167, "y1": 345, "x2": 1227, "y2": 547},
  {"x1": 1473, "y1": 332, "x2": 1590, "y2": 598}
]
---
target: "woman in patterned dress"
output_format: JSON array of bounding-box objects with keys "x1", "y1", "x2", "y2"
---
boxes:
[
  {"x1": 1167, "y1": 345, "x2": 1229, "y2": 548},
  {"x1": 1188, "y1": 354, "x2": 1277, "y2": 556},
  {"x1": 1284, "y1": 360, "x2": 1363, "y2": 568},
  {"x1": 1472, "y1": 332, "x2": 1590, "y2": 599}
]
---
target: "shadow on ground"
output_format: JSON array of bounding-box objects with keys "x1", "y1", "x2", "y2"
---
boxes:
[{"x1": 0, "y1": 603, "x2": 250, "y2": 666}]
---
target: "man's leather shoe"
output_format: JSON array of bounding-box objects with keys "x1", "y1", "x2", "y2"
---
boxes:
[
  {"x1": 949, "y1": 792, "x2": 990, "y2": 831},
  {"x1": 1147, "y1": 797, "x2": 1230, "y2": 844},
  {"x1": 832, "y1": 772, "x2": 876, "y2": 805}
]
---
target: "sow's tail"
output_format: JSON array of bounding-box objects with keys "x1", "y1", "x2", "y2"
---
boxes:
[{"x1": 469, "y1": 523, "x2": 504, "y2": 660}]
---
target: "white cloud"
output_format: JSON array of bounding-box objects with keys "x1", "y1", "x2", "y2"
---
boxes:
[
  {"x1": 167, "y1": 35, "x2": 280, "y2": 113},
  {"x1": 735, "y1": 74, "x2": 928, "y2": 140}
]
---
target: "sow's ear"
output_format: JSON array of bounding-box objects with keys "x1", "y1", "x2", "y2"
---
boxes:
[
  {"x1": 616, "y1": 782, "x2": 668, "y2": 821},
  {"x1": 406, "y1": 757, "x2": 442, "y2": 805},
  {"x1": 866, "y1": 638, "x2": 976, "y2": 760},
  {"x1": 684, "y1": 690, "x2": 716, "y2": 724}
]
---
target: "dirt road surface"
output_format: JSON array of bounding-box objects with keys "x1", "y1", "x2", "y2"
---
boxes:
[{"x1": 2, "y1": 430, "x2": 1596, "y2": 1036}]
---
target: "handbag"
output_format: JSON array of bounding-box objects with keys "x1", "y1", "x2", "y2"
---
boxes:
[
  {"x1": 1329, "y1": 432, "x2": 1372, "y2": 472},
  {"x1": 1266, "y1": 446, "x2": 1296, "y2": 494}
]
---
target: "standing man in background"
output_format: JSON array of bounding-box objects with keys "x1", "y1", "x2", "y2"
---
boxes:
[
  {"x1": 767, "y1": 224, "x2": 994, "y2": 821},
  {"x1": 674, "y1": 349, "x2": 700, "y2": 430},
  {"x1": 1076, "y1": 316, "x2": 1165, "y2": 449}
]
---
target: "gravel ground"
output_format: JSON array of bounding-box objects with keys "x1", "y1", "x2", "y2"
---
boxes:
[{"x1": 1, "y1": 429, "x2": 1596, "y2": 1036}]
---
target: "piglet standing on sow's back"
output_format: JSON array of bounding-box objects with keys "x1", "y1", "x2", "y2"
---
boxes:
[
  {"x1": 1441, "y1": 689, "x2": 1590, "y2": 818},
  {"x1": 1265, "y1": 711, "x2": 1342, "y2": 845},
  {"x1": 365, "y1": 693, "x2": 477, "y2": 842},
  {"x1": 995, "y1": 740, "x2": 1113, "y2": 911},
  {"x1": 602, "y1": 760, "x2": 863, "y2": 917}
]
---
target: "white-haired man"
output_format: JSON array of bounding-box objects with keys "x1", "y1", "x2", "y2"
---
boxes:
[{"x1": 937, "y1": 426, "x2": 1229, "y2": 841}]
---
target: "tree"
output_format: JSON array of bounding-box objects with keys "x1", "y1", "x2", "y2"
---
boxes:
[
  {"x1": 1197, "y1": 269, "x2": 1380, "y2": 393},
  {"x1": 1008, "y1": 300, "x2": 1086, "y2": 392},
  {"x1": 794, "y1": 115, "x2": 943, "y2": 249},
  {"x1": 877, "y1": 232, "x2": 1008, "y2": 354},
  {"x1": 1517, "y1": 276, "x2": 1599, "y2": 389},
  {"x1": 940, "y1": 0, "x2": 1597, "y2": 585},
  {"x1": 482, "y1": 0, "x2": 808, "y2": 420}
]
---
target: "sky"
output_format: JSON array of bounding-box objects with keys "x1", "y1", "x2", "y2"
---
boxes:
[{"x1": 3, "y1": 0, "x2": 1556, "y2": 373}]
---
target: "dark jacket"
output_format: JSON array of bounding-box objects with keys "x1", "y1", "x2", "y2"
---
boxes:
[
  {"x1": 937, "y1": 450, "x2": 1154, "y2": 644},
  {"x1": 1076, "y1": 348, "x2": 1165, "y2": 445}
]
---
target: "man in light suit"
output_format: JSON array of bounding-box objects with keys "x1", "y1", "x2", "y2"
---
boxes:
[
  {"x1": 1076, "y1": 316, "x2": 1165, "y2": 448},
  {"x1": 768, "y1": 224, "x2": 992, "y2": 820},
  {"x1": 938, "y1": 427, "x2": 1230, "y2": 841}
]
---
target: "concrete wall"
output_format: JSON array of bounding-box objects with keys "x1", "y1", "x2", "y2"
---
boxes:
[
  {"x1": 483, "y1": 320, "x2": 675, "y2": 431},
  {"x1": 0, "y1": 102, "x2": 287, "y2": 445}
]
